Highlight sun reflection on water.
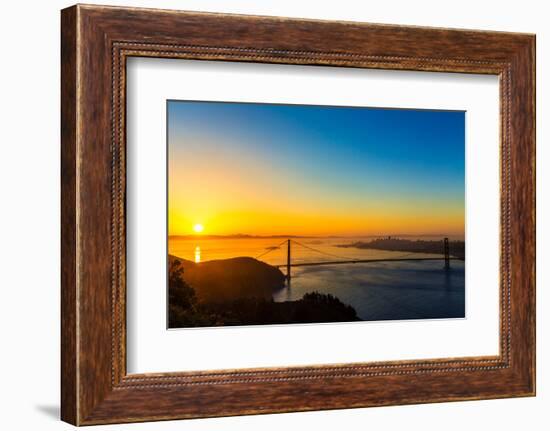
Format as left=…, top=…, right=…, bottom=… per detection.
left=194, top=246, right=201, bottom=263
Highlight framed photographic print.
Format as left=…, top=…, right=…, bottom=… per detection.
left=61, top=4, right=535, bottom=425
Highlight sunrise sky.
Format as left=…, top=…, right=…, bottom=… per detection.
left=167, top=101, right=465, bottom=237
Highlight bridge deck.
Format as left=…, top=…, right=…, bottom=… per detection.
left=275, top=257, right=461, bottom=268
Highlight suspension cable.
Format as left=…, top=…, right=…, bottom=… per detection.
left=254, top=240, right=288, bottom=259
left=290, top=239, right=356, bottom=261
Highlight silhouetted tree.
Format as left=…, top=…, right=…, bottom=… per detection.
left=168, top=260, right=205, bottom=327
left=168, top=260, right=197, bottom=309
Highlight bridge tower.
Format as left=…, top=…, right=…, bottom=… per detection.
left=286, top=239, right=291, bottom=284
left=444, top=237, right=450, bottom=270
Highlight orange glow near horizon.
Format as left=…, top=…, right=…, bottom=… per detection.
left=168, top=149, right=464, bottom=237
left=169, top=208, right=464, bottom=238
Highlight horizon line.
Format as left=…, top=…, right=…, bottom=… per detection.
left=168, top=233, right=464, bottom=239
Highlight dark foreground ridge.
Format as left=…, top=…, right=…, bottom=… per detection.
left=337, top=238, right=465, bottom=260
left=168, top=255, right=359, bottom=328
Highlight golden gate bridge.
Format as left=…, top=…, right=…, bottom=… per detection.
left=255, top=238, right=456, bottom=283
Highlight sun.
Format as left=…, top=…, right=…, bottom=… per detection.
left=193, top=223, right=204, bottom=234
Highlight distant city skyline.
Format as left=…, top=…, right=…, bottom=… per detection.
left=168, top=100, right=465, bottom=238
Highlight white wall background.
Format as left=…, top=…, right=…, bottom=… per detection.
left=0, top=1, right=546, bottom=429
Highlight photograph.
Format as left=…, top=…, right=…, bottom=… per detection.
left=167, top=100, right=466, bottom=328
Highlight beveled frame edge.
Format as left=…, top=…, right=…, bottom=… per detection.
left=61, top=4, right=535, bottom=426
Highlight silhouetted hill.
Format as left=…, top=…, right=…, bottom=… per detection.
left=169, top=255, right=285, bottom=303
